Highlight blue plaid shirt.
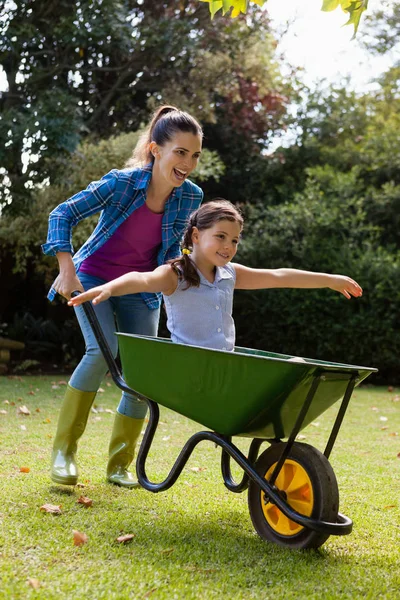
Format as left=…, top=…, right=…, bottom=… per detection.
left=42, top=165, right=203, bottom=308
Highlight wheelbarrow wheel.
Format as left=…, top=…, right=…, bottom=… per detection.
left=248, top=442, right=339, bottom=549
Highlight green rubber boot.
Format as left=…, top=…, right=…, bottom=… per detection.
left=107, top=412, right=144, bottom=489
left=51, top=385, right=96, bottom=485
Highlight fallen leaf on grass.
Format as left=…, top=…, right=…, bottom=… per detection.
left=105, top=408, right=114, bottom=414
left=17, top=405, right=30, bottom=416
left=388, top=386, right=394, bottom=392
left=35, top=408, right=41, bottom=412
left=310, top=422, right=320, bottom=427
left=143, top=588, right=158, bottom=598
left=27, top=578, right=40, bottom=589
left=57, top=380, right=68, bottom=385
left=379, top=416, right=388, bottom=422
left=73, top=530, right=88, bottom=546
left=371, top=406, right=379, bottom=411
left=389, top=432, right=398, bottom=436
left=0, top=410, right=7, bottom=415
left=3, top=400, right=9, bottom=404
left=76, top=483, right=86, bottom=488
left=160, top=548, right=174, bottom=555
left=106, top=382, right=111, bottom=387
left=384, top=505, right=397, bottom=509
left=392, top=395, right=400, bottom=402
left=116, top=533, right=135, bottom=544
left=20, top=467, right=30, bottom=473
left=40, top=504, right=62, bottom=514
left=397, top=452, right=400, bottom=459
left=98, top=387, right=105, bottom=393
left=381, top=426, right=388, bottom=430
left=51, top=385, right=60, bottom=390
left=189, top=467, right=207, bottom=472
left=296, top=435, right=306, bottom=440
left=162, top=436, right=170, bottom=441
left=77, top=496, right=93, bottom=508
left=28, top=391, right=35, bottom=396
left=20, top=425, right=27, bottom=431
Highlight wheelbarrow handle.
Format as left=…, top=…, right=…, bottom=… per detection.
left=70, top=290, right=134, bottom=397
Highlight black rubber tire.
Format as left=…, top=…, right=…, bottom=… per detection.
left=248, top=442, right=339, bottom=549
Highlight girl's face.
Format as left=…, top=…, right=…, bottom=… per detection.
left=150, top=132, right=202, bottom=188
left=192, top=219, right=242, bottom=268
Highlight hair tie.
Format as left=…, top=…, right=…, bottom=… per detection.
left=182, top=248, right=191, bottom=255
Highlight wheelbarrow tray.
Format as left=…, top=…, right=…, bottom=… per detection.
left=117, top=333, right=375, bottom=439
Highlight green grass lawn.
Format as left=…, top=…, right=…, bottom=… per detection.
left=0, top=375, right=399, bottom=599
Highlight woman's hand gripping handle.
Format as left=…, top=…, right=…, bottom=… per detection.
left=53, top=252, right=84, bottom=300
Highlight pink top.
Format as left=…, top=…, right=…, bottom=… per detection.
left=80, top=203, right=163, bottom=281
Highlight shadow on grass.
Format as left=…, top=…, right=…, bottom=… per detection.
left=46, top=482, right=351, bottom=563
left=49, top=485, right=77, bottom=496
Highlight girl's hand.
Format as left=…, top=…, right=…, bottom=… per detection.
left=68, top=286, right=111, bottom=307
left=329, top=275, right=363, bottom=299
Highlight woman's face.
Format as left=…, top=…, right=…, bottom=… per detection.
left=150, top=132, right=202, bottom=188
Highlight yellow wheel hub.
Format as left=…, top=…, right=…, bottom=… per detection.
left=260, top=459, right=314, bottom=536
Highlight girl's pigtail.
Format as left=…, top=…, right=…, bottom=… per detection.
left=169, top=221, right=200, bottom=289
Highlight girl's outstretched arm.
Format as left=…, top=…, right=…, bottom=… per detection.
left=234, top=264, right=362, bottom=299
left=68, top=265, right=178, bottom=307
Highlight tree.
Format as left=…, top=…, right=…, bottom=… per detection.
left=200, top=0, right=369, bottom=35
left=361, top=0, right=400, bottom=54
left=0, top=0, right=288, bottom=215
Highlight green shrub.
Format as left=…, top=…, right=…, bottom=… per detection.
left=234, top=167, right=400, bottom=381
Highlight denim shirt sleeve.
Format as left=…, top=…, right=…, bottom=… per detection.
left=41, top=170, right=118, bottom=256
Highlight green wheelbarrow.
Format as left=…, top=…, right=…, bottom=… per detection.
left=76, top=294, right=377, bottom=550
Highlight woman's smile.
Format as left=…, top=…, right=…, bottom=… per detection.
left=173, top=167, right=188, bottom=182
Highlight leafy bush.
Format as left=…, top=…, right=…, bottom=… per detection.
left=5, top=312, right=84, bottom=369
left=234, top=166, right=400, bottom=381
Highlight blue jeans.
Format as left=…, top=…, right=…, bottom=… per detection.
left=70, top=272, right=160, bottom=419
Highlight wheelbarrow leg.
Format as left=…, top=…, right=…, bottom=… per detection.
left=324, top=374, right=358, bottom=459
left=221, top=437, right=265, bottom=493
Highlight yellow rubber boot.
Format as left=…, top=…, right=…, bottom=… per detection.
left=51, top=385, right=96, bottom=485
left=107, top=412, right=144, bottom=488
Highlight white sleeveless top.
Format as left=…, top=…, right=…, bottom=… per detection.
left=163, top=262, right=236, bottom=351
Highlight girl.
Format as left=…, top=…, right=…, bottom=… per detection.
left=69, top=198, right=362, bottom=356
left=42, top=106, right=203, bottom=488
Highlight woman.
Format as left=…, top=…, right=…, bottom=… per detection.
left=42, top=106, right=203, bottom=488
